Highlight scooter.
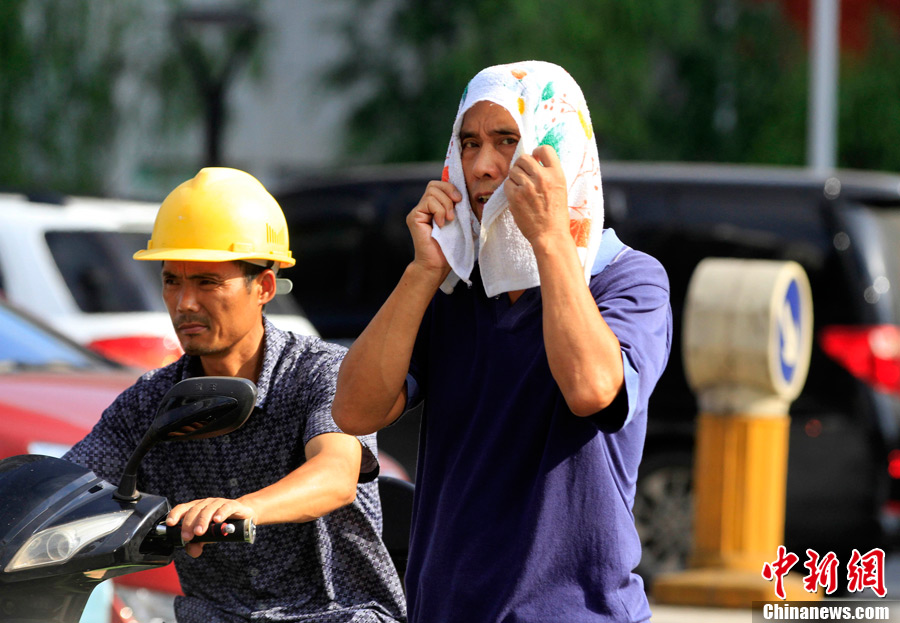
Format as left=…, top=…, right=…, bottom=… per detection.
left=0, top=376, right=258, bottom=623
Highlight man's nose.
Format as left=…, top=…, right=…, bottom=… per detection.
left=472, top=144, right=502, bottom=179
left=176, top=285, right=200, bottom=312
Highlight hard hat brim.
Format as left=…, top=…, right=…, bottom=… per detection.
left=133, top=247, right=296, bottom=269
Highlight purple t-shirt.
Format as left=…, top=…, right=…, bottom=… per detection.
left=405, top=229, right=672, bottom=623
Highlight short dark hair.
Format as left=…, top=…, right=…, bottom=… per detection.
left=239, top=261, right=270, bottom=291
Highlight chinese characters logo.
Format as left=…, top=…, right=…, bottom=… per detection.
left=762, top=546, right=886, bottom=599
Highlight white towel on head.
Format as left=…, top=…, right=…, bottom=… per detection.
left=432, top=60, right=604, bottom=298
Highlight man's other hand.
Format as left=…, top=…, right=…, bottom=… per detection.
left=505, top=145, right=569, bottom=246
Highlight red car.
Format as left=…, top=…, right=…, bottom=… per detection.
left=0, top=300, right=181, bottom=621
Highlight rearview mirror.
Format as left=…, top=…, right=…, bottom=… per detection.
left=148, top=376, right=257, bottom=441
left=114, top=377, right=257, bottom=501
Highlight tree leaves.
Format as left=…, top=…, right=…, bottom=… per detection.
left=326, top=0, right=900, bottom=173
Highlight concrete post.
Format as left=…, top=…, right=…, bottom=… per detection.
left=653, top=258, right=816, bottom=607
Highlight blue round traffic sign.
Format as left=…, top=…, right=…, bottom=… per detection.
left=778, top=279, right=803, bottom=386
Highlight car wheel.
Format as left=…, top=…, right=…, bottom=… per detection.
left=633, top=451, right=694, bottom=584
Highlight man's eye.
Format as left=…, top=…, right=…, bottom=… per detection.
left=462, top=140, right=478, bottom=150
left=501, top=137, right=519, bottom=145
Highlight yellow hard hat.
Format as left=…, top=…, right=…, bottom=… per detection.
left=133, top=167, right=295, bottom=268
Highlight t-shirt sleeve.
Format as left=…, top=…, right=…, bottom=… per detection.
left=590, top=250, right=673, bottom=433
left=301, top=345, right=380, bottom=483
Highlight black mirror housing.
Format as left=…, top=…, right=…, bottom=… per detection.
left=150, top=376, right=257, bottom=441
left=114, top=377, right=257, bottom=501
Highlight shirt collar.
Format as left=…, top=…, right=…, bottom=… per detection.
left=179, top=316, right=285, bottom=410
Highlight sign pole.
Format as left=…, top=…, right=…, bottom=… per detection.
left=653, top=259, right=816, bottom=607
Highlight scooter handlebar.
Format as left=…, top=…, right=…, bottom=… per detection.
left=155, top=518, right=256, bottom=546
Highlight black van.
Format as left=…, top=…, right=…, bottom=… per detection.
left=275, top=161, right=900, bottom=581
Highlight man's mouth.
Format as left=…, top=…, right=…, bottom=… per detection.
left=175, top=317, right=209, bottom=336
left=475, top=192, right=493, bottom=205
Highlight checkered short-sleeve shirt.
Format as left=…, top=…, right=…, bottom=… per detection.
left=65, top=319, right=407, bottom=622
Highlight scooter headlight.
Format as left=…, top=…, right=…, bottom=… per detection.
left=5, top=510, right=133, bottom=572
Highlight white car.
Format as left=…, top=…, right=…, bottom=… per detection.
left=0, top=193, right=319, bottom=369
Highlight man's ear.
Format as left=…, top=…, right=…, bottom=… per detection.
left=257, top=269, right=277, bottom=305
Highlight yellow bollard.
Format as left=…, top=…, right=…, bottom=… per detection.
left=652, top=259, right=817, bottom=607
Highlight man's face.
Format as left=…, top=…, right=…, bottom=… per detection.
left=161, top=260, right=269, bottom=358
left=459, top=100, right=521, bottom=221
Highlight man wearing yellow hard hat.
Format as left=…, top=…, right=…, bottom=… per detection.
left=65, top=168, right=407, bottom=622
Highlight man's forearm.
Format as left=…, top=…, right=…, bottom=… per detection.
left=333, top=262, right=443, bottom=435
left=238, top=434, right=362, bottom=524
left=169, top=433, right=364, bottom=552
left=533, top=233, right=624, bottom=416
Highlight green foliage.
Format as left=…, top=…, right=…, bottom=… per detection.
left=0, top=0, right=200, bottom=195
left=839, top=8, right=900, bottom=171
left=2, top=1, right=124, bottom=193
left=328, top=0, right=897, bottom=172
left=0, top=0, right=31, bottom=187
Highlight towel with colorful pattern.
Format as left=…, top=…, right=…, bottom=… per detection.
left=433, top=60, right=603, bottom=297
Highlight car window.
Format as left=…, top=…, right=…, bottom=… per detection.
left=610, top=182, right=827, bottom=246
left=853, top=204, right=900, bottom=322
left=673, top=186, right=826, bottom=246
left=278, top=183, right=418, bottom=338
left=0, top=304, right=107, bottom=369
left=45, top=231, right=166, bottom=313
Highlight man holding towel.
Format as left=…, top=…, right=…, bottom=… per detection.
left=333, top=61, right=672, bottom=622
